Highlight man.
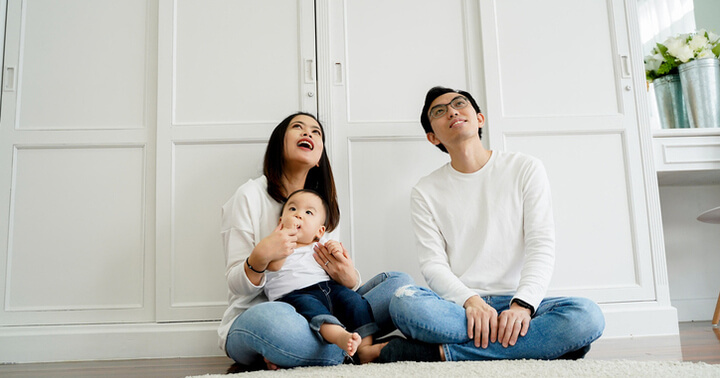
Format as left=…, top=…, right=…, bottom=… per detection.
left=378, top=86, right=604, bottom=362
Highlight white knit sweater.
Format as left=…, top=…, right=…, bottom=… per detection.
left=410, top=150, right=555, bottom=311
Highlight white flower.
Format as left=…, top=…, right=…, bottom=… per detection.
left=696, top=49, right=715, bottom=59
left=707, top=31, right=720, bottom=44
left=688, top=34, right=709, bottom=51
left=663, top=35, right=684, bottom=52
left=670, top=45, right=694, bottom=62
left=664, top=36, right=694, bottom=62
left=645, top=53, right=664, bottom=72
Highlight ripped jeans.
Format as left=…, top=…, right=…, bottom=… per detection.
left=389, top=286, right=605, bottom=361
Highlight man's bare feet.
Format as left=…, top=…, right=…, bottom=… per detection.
left=357, top=341, right=388, bottom=364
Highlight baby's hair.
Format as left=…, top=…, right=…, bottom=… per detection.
left=282, top=189, right=330, bottom=229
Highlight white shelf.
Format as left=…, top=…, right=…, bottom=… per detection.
left=653, top=128, right=720, bottom=138
left=652, top=129, right=720, bottom=186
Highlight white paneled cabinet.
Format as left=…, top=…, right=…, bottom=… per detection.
left=0, top=0, right=678, bottom=363
left=0, top=0, right=157, bottom=327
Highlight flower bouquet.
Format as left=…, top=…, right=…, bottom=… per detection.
left=645, top=29, right=720, bottom=82
left=644, top=30, right=720, bottom=129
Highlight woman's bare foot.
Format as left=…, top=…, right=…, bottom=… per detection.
left=263, top=357, right=279, bottom=370
left=357, top=341, right=388, bottom=364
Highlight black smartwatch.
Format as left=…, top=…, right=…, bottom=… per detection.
left=511, top=298, right=535, bottom=316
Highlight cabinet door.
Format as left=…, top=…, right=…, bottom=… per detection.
left=482, top=0, right=663, bottom=303
left=318, top=0, right=484, bottom=284
left=0, top=0, right=157, bottom=325
left=155, top=0, right=317, bottom=321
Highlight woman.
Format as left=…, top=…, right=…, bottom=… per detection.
left=219, top=112, right=413, bottom=369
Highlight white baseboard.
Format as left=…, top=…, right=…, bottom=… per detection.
left=599, top=302, right=679, bottom=338
left=0, top=322, right=225, bottom=364
left=0, top=303, right=679, bottom=363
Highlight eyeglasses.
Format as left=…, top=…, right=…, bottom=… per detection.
left=428, top=96, right=469, bottom=120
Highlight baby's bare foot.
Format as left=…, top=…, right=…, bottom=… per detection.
left=342, top=332, right=362, bottom=356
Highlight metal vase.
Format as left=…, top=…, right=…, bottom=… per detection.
left=653, top=74, right=689, bottom=129
left=679, top=58, right=720, bottom=128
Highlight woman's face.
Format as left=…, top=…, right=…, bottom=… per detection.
left=283, top=114, right=324, bottom=168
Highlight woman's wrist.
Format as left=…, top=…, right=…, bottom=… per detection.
left=246, top=257, right=266, bottom=273
left=246, top=253, right=269, bottom=274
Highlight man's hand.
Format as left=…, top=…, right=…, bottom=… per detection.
left=463, top=295, right=498, bottom=348
left=497, top=303, right=531, bottom=347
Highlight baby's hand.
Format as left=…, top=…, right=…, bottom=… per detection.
left=324, top=240, right=343, bottom=257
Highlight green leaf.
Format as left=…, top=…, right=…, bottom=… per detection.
left=713, top=43, right=720, bottom=58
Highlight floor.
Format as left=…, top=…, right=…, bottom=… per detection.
left=0, top=322, right=718, bottom=378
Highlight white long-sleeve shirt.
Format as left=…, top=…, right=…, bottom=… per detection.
left=410, top=150, right=555, bottom=312
left=218, top=176, right=280, bottom=351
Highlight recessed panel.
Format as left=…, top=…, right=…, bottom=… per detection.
left=7, top=146, right=145, bottom=310
left=348, top=138, right=449, bottom=285
left=18, top=0, right=148, bottom=129
left=495, top=0, right=618, bottom=117
left=505, top=133, right=637, bottom=290
left=171, top=142, right=266, bottom=306
left=174, top=0, right=307, bottom=125
left=345, top=0, right=472, bottom=123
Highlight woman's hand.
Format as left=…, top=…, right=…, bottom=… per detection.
left=497, top=303, right=531, bottom=348
left=463, top=295, right=498, bottom=348
left=314, top=240, right=358, bottom=289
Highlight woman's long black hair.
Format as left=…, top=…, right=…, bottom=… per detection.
left=263, top=112, right=339, bottom=232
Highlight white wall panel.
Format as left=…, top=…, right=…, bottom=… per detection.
left=173, top=0, right=316, bottom=125
left=494, top=0, right=618, bottom=117
left=505, top=133, right=651, bottom=299
left=6, top=146, right=145, bottom=318
left=156, top=0, right=315, bottom=320
left=348, top=138, right=449, bottom=285
left=169, top=142, right=265, bottom=312
left=16, top=0, right=148, bottom=130
left=343, top=0, right=483, bottom=124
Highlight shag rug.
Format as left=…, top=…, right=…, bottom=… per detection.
left=187, top=359, right=720, bottom=378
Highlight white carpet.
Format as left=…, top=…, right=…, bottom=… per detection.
left=188, top=359, right=720, bottom=377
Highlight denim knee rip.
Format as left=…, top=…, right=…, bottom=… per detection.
left=394, top=284, right=418, bottom=297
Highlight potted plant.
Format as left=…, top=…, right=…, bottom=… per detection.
left=645, top=30, right=720, bottom=129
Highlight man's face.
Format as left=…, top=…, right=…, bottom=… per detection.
left=280, top=191, right=326, bottom=244
left=426, top=92, right=484, bottom=150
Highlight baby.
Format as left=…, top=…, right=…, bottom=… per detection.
left=264, top=189, right=382, bottom=363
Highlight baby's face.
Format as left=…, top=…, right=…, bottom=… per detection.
left=280, top=191, right=326, bottom=244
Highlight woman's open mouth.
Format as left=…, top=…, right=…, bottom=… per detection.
left=297, top=138, right=314, bottom=150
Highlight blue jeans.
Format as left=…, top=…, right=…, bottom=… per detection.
left=279, top=280, right=379, bottom=339
left=225, top=271, right=414, bottom=368
left=390, top=286, right=605, bottom=361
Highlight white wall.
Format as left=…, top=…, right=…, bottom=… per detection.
left=660, top=184, right=720, bottom=321
left=694, top=0, right=720, bottom=33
